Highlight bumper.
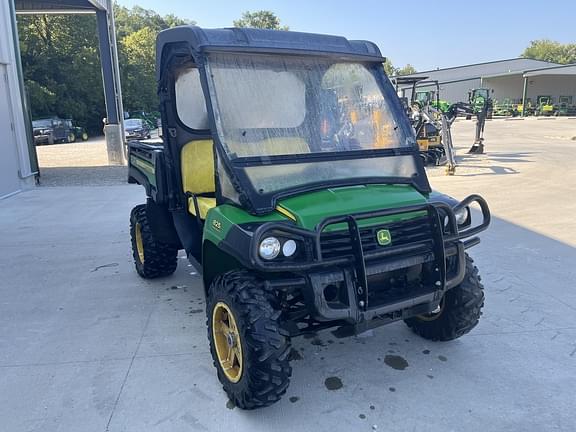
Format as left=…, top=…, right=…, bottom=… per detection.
left=252, top=195, right=490, bottom=329
left=34, top=135, right=50, bottom=145
left=125, top=131, right=148, bottom=139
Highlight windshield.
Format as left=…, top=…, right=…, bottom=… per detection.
left=205, top=53, right=417, bottom=197
left=33, top=119, right=52, bottom=128
left=125, top=119, right=143, bottom=128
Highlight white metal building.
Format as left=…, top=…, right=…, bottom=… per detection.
left=0, top=0, right=35, bottom=199
left=398, top=58, right=575, bottom=105
left=484, top=64, right=576, bottom=109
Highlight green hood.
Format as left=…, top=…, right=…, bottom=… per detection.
left=277, top=184, right=427, bottom=231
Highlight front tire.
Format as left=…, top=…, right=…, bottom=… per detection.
left=207, top=271, right=292, bottom=409
left=404, top=254, right=484, bottom=341
left=130, top=204, right=178, bottom=278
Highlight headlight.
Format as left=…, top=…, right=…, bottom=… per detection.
left=454, top=207, right=469, bottom=225
left=282, top=239, right=297, bottom=257
left=259, top=237, right=281, bottom=260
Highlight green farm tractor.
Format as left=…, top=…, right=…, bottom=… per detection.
left=128, top=26, right=491, bottom=409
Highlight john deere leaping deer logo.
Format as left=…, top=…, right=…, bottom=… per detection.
left=376, top=229, right=392, bottom=246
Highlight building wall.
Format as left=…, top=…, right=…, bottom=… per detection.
left=483, top=75, right=525, bottom=102
left=484, top=75, right=576, bottom=105
left=0, top=0, right=34, bottom=199
left=525, top=76, right=576, bottom=105
left=399, top=58, right=561, bottom=105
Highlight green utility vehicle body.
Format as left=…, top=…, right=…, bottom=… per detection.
left=127, top=26, right=490, bottom=409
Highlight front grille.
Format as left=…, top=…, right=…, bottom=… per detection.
left=320, top=216, right=433, bottom=259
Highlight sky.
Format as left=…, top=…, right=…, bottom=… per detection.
left=116, top=0, right=576, bottom=71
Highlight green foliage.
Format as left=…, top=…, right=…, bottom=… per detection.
left=383, top=59, right=395, bottom=76
left=17, top=5, right=191, bottom=134
left=396, top=64, right=417, bottom=76
left=383, top=58, right=417, bottom=77
left=233, top=10, right=289, bottom=30
left=522, top=39, right=576, bottom=64
left=18, top=14, right=105, bottom=133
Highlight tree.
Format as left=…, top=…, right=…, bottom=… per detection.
left=382, top=59, right=417, bottom=77
left=17, top=6, right=193, bottom=134
left=114, top=5, right=192, bottom=113
left=383, top=58, right=395, bottom=76
left=233, top=11, right=289, bottom=30
left=120, top=27, right=157, bottom=112
left=522, top=39, right=576, bottom=65
left=18, top=14, right=105, bottom=133
left=396, top=64, right=417, bottom=76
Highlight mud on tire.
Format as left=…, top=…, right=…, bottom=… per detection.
left=404, top=254, right=484, bottom=341
left=206, top=270, right=292, bottom=409
left=130, top=204, right=178, bottom=279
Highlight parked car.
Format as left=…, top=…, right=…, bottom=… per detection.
left=124, top=118, right=151, bottom=140
left=32, top=118, right=88, bottom=145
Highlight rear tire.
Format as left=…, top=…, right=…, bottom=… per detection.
left=404, top=254, right=484, bottom=341
left=130, top=204, right=178, bottom=278
left=206, top=270, right=292, bottom=409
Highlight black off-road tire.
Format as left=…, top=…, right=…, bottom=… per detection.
left=404, top=254, right=484, bottom=341
left=206, top=270, right=292, bottom=409
left=130, top=204, right=178, bottom=278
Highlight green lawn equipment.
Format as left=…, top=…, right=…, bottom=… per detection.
left=127, top=26, right=490, bottom=409
left=536, top=96, right=557, bottom=116
left=557, top=96, right=576, bottom=116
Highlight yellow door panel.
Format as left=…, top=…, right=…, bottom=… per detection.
left=188, top=197, right=217, bottom=219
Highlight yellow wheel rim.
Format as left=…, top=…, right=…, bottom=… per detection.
left=212, top=302, right=243, bottom=383
left=135, top=222, right=145, bottom=263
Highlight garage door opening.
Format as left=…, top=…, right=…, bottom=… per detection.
left=14, top=0, right=127, bottom=186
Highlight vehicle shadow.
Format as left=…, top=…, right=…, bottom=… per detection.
left=435, top=150, right=539, bottom=177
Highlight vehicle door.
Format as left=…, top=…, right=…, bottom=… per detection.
left=52, top=119, right=66, bottom=140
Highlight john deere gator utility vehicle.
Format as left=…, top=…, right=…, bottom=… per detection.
left=128, top=26, right=491, bottom=409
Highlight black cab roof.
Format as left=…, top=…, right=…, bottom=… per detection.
left=156, top=26, right=385, bottom=80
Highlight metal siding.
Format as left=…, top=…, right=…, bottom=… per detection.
left=0, top=64, right=22, bottom=198
left=525, top=76, right=576, bottom=104
left=483, top=75, right=525, bottom=101
left=524, top=65, right=576, bottom=77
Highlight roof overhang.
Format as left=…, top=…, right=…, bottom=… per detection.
left=15, top=0, right=107, bottom=14
left=523, top=64, right=576, bottom=78
left=392, top=76, right=429, bottom=85
left=480, top=71, right=523, bottom=80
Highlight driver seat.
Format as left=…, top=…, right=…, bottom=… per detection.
left=181, top=140, right=217, bottom=219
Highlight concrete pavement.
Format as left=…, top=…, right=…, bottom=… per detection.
left=1, top=119, right=575, bottom=432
